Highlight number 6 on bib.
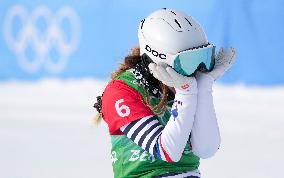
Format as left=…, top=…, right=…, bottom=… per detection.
left=115, top=99, right=130, bottom=117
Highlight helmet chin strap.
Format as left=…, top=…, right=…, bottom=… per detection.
left=141, top=53, right=153, bottom=71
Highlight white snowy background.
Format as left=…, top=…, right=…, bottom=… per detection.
left=0, top=79, right=283, bottom=178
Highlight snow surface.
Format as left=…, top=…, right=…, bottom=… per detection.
left=0, top=79, right=284, bottom=178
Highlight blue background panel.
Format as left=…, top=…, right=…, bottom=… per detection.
left=0, top=0, right=284, bottom=85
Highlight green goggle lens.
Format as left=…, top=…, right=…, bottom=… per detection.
left=173, top=45, right=215, bottom=76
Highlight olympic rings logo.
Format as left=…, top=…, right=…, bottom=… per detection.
left=3, top=5, right=81, bottom=73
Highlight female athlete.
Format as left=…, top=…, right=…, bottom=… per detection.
left=94, top=8, right=236, bottom=178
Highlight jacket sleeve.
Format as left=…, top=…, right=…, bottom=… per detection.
left=190, top=72, right=221, bottom=159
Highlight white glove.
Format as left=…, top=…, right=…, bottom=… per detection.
left=207, top=47, right=237, bottom=80
left=148, top=63, right=197, bottom=95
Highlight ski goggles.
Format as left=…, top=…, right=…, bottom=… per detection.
left=172, top=44, right=216, bottom=76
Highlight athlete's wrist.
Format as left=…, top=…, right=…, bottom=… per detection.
left=196, top=72, right=214, bottom=92
left=175, top=78, right=198, bottom=95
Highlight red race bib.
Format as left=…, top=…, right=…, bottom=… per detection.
left=102, top=80, right=154, bottom=135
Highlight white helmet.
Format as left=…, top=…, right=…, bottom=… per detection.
left=138, top=8, right=209, bottom=68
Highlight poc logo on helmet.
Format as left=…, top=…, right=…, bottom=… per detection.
left=145, top=45, right=166, bottom=59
